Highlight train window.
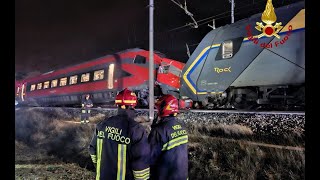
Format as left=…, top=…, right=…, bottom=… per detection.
left=60, top=77, right=67, bottom=86
left=81, top=73, right=90, bottom=82
left=115, top=69, right=131, bottom=78
left=30, top=85, right=36, bottom=91
left=108, top=64, right=115, bottom=89
left=69, top=75, right=78, bottom=85
left=168, top=65, right=182, bottom=77
left=158, top=65, right=170, bottom=74
left=43, top=81, right=50, bottom=89
left=94, top=70, right=104, bottom=81
left=215, top=37, right=243, bottom=61
left=37, top=83, right=42, bottom=90
left=222, top=40, right=233, bottom=59
left=133, top=55, right=146, bottom=64
left=51, top=79, right=58, bottom=88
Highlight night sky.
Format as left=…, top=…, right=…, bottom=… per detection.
left=15, top=0, right=303, bottom=77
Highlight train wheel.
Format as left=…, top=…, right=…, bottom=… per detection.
left=193, top=102, right=200, bottom=109
left=231, top=89, right=257, bottom=110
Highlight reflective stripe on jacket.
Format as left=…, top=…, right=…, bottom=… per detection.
left=148, top=116, right=188, bottom=180
left=88, top=109, right=150, bottom=180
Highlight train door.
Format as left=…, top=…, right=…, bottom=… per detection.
left=15, top=84, right=20, bottom=104
left=107, top=63, right=115, bottom=89
left=16, top=83, right=26, bottom=102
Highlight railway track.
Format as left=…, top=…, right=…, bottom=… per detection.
left=15, top=106, right=305, bottom=115
left=16, top=106, right=305, bottom=150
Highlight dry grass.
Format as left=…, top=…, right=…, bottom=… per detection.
left=188, top=123, right=253, bottom=137
left=15, top=108, right=305, bottom=180
left=15, top=140, right=95, bottom=180
left=188, top=136, right=304, bottom=180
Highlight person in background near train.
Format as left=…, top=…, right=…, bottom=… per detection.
left=81, top=94, right=93, bottom=124
left=148, top=94, right=189, bottom=180
left=88, top=88, right=150, bottom=180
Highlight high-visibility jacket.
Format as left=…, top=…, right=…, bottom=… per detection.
left=88, top=108, right=150, bottom=180
left=148, top=116, right=188, bottom=180
left=82, top=99, right=93, bottom=113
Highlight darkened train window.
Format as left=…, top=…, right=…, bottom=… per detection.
left=60, top=77, right=67, bottom=86
left=133, top=55, right=146, bottom=64
left=43, top=81, right=50, bottom=89
left=69, top=75, right=78, bottom=85
left=37, top=83, right=42, bottom=90
left=158, top=65, right=170, bottom=74
left=51, top=79, right=58, bottom=88
left=30, top=84, right=36, bottom=91
left=215, top=37, right=243, bottom=60
left=94, top=69, right=104, bottom=81
left=115, top=68, right=131, bottom=78
left=81, top=73, right=90, bottom=82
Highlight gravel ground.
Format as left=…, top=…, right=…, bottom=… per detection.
left=30, top=107, right=304, bottom=136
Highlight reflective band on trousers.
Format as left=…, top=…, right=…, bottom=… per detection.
left=133, top=167, right=150, bottom=180
left=82, top=110, right=91, bottom=113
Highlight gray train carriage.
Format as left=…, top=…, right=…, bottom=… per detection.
left=180, top=1, right=305, bottom=110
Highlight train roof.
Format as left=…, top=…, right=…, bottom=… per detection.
left=19, top=48, right=153, bottom=83
left=40, top=47, right=144, bottom=75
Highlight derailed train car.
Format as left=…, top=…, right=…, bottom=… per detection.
left=15, top=48, right=186, bottom=107
left=180, top=1, right=305, bottom=110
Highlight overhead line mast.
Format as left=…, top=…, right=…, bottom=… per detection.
left=149, top=0, right=154, bottom=122
left=229, top=0, right=235, bottom=23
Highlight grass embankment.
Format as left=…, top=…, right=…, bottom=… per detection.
left=15, top=108, right=304, bottom=179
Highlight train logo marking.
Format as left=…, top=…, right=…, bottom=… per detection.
left=214, top=67, right=231, bottom=73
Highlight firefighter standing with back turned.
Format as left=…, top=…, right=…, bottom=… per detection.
left=81, top=94, right=93, bottom=124
left=148, top=94, right=189, bottom=180
left=88, top=88, right=150, bottom=180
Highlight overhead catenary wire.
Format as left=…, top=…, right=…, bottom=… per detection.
left=171, top=0, right=269, bottom=55
left=170, top=0, right=199, bottom=28
left=167, top=0, right=268, bottom=32
left=137, top=0, right=269, bottom=58
left=178, top=6, right=265, bottom=34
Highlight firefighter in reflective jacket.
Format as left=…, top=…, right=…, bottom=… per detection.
left=148, top=94, right=188, bottom=180
left=88, top=88, right=150, bottom=180
left=81, top=94, right=93, bottom=124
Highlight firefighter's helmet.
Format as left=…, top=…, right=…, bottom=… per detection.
left=155, top=94, right=179, bottom=117
left=115, top=88, right=137, bottom=108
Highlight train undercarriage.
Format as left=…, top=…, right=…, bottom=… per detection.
left=196, top=85, right=305, bottom=110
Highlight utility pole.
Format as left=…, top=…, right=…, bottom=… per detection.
left=149, top=0, right=154, bottom=122
left=229, top=0, right=235, bottom=23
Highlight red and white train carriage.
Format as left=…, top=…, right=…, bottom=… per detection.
left=15, top=48, right=189, bottom=108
